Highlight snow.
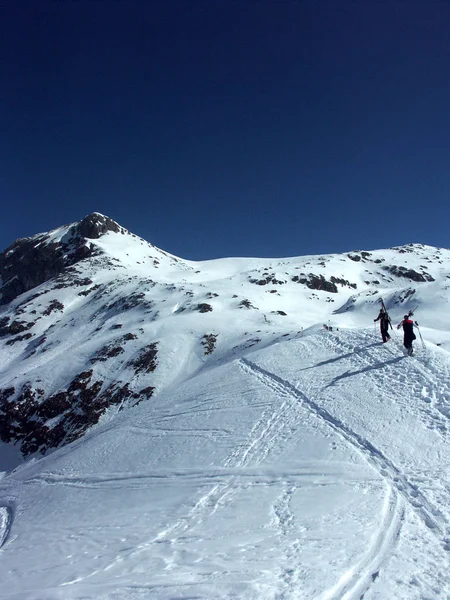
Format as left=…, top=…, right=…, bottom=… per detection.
left=1, top=223, right=450, bottom=599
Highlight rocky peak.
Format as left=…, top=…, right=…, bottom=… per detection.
left=0, top=213, right=125, bottom=305
left=74, top=213, right=124, bottom=239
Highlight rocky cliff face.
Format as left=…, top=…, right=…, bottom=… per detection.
left=0, top=213, right=125, bottom=305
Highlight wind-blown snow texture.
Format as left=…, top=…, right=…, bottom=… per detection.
left=1, top=213, right=450, bottom=599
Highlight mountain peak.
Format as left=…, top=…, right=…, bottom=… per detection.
left=74, top=213, right=124, bottom=239
left=0, top=213, right=126, bottom=305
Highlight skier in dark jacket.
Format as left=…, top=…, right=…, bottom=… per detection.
left=374, top=309, right=391, bottom=343
left=397, top=315, right=417, bottom=356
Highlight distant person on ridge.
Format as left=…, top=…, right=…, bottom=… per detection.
left=397, top=314, right=417, bottom=356
left=374, top=308, right=391, bottom=343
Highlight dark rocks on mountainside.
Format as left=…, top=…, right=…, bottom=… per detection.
left=291, top=273, right=357, bottom=293
left=197, top=303, right=213, bottom=313
left=396, top=288, right=416, bottom=303
left=122, top=332, right=138, bottom=341
left=74, top=213, right=123, bottom=239
left=292, top=274, right=337, bottom=293
left=43, top=299, right=65, bottom=316
left=0, top=213, right=122, bottom=305
left=239, top=299, right=257, bottom=309
left=330, top=276, right=357, bottom=290
left=37, top=392, right=72, bottom=420
left=78, top=284, right=101, bottom=297
left=383, top=265, right=435, bottom=282
left=0, top=364, right=155, bottom=456
left=347, top=251, right=371, bottom=262
left=201, top=333, right=218, bottom=355
left=0, top=237, right=67, bottom=305
left=132, top=386, right=155, bottom=407
left=138, top=386, right=155, bottom=399
left=90, top=333, right=138, bottom=363
left=248, top=273, right=286, bottom=286
left=271, top=311, right=287, bottom=316
left=91, top=344, right=125, bottom=363
left=127, top=343, right=159, bottom=374
left=0, top=317, right=35, bottom=337
left=5, top=332, right=33, bottom=345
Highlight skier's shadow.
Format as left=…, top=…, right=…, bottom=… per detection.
left=299, top=342, right=381, bottom=371
left=325, top=355, right=407, bottom=388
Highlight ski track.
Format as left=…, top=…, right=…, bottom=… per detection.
left=60, top=369, right=307, bottom=588
left=0, top=504, right=14, bottom=551
left=4, top=329, right=450, bottom=597
left=271, top=482, right=305, bottom=600
left=239, top=355, right=450, bottom=599
left=324, top=331, right=450, bottom=438
left=321, top=487, right=404, bottom=600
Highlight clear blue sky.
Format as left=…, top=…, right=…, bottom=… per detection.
left=1, top=1, right=449, bottom=260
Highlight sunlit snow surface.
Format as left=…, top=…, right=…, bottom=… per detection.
left=1, top=225, right=450, bottom=599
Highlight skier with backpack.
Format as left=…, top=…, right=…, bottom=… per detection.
left=374, top=308, right=391, bottom=343
left=397, top=314, right=418, bottom=356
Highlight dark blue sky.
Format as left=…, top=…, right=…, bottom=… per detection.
left=1, top=1, right=450, bottom=259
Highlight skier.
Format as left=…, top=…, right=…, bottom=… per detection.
left=397, top=314, right=417, bottom=356
left=374, top=308, right=391, bottom=343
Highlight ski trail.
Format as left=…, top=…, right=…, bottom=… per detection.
left=271, top=482, right=305, bottom=600
left=0, top=505, right=13, bottom=550
left=322, top=331, right=450, bottom=442
left=239, top=357, right=450, bottom=595
left=240, top=357, right=447, bottom=536
left=321, top=487, right=404, bottom=600
left=70, top=373, right=304, bottom=585
left=150, top=388, right=300, bottom=544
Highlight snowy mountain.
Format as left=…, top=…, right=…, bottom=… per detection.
left=1, top=213, right=450, bottom=599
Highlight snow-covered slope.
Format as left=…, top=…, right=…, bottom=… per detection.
left=1, top=214, right=450, bottom=599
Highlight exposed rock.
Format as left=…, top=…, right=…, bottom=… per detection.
left=238, top=299, right=257, bottom=309
left=383, top=265, right=435, bottom=282
left=197, top=303, right=213, bottom=313
left=43, top=299, right=65, bottom=316
left=0, top=318, right=35, bottom=336
left=249, top=273, right=286, bottom=286
left=0, top=214, right=115, bottom=304
left=201, top=333, right=218, bottom=355
left=74, top=213, right=123, bottom=239
left=0, top=366, right=155, bottom=456
left=127, top=343, right=159, bottom=374
left=330, top=276, right=357, bottom=290
left=90, top=344, right=125, bottom=363
left=5, top=332, right=33, bottom=345
left=292, top=274, right=339, bottom=293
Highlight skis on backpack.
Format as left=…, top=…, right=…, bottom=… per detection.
left=377, top=297, right=393, bottom=330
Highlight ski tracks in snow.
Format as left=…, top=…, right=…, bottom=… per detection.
left=325, top=332, right=450, bottom=442
left=79, top=369, right=308, bottom=586
left=238, top=355, right=450, bottom=599
left=0, top=502, right=14, bottom=551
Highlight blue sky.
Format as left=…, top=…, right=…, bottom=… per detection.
left=1, top=1, right=449, bottom=260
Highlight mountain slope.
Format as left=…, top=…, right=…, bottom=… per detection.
left=1, top=328, right=450, bottom=599
left=1, top=215, right=450, bottom=599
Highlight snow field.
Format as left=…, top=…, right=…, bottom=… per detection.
left=1, top=327, right=450, bottom=599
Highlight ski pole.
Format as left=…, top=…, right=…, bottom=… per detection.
left=415, top=323, right=425, bottom=350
